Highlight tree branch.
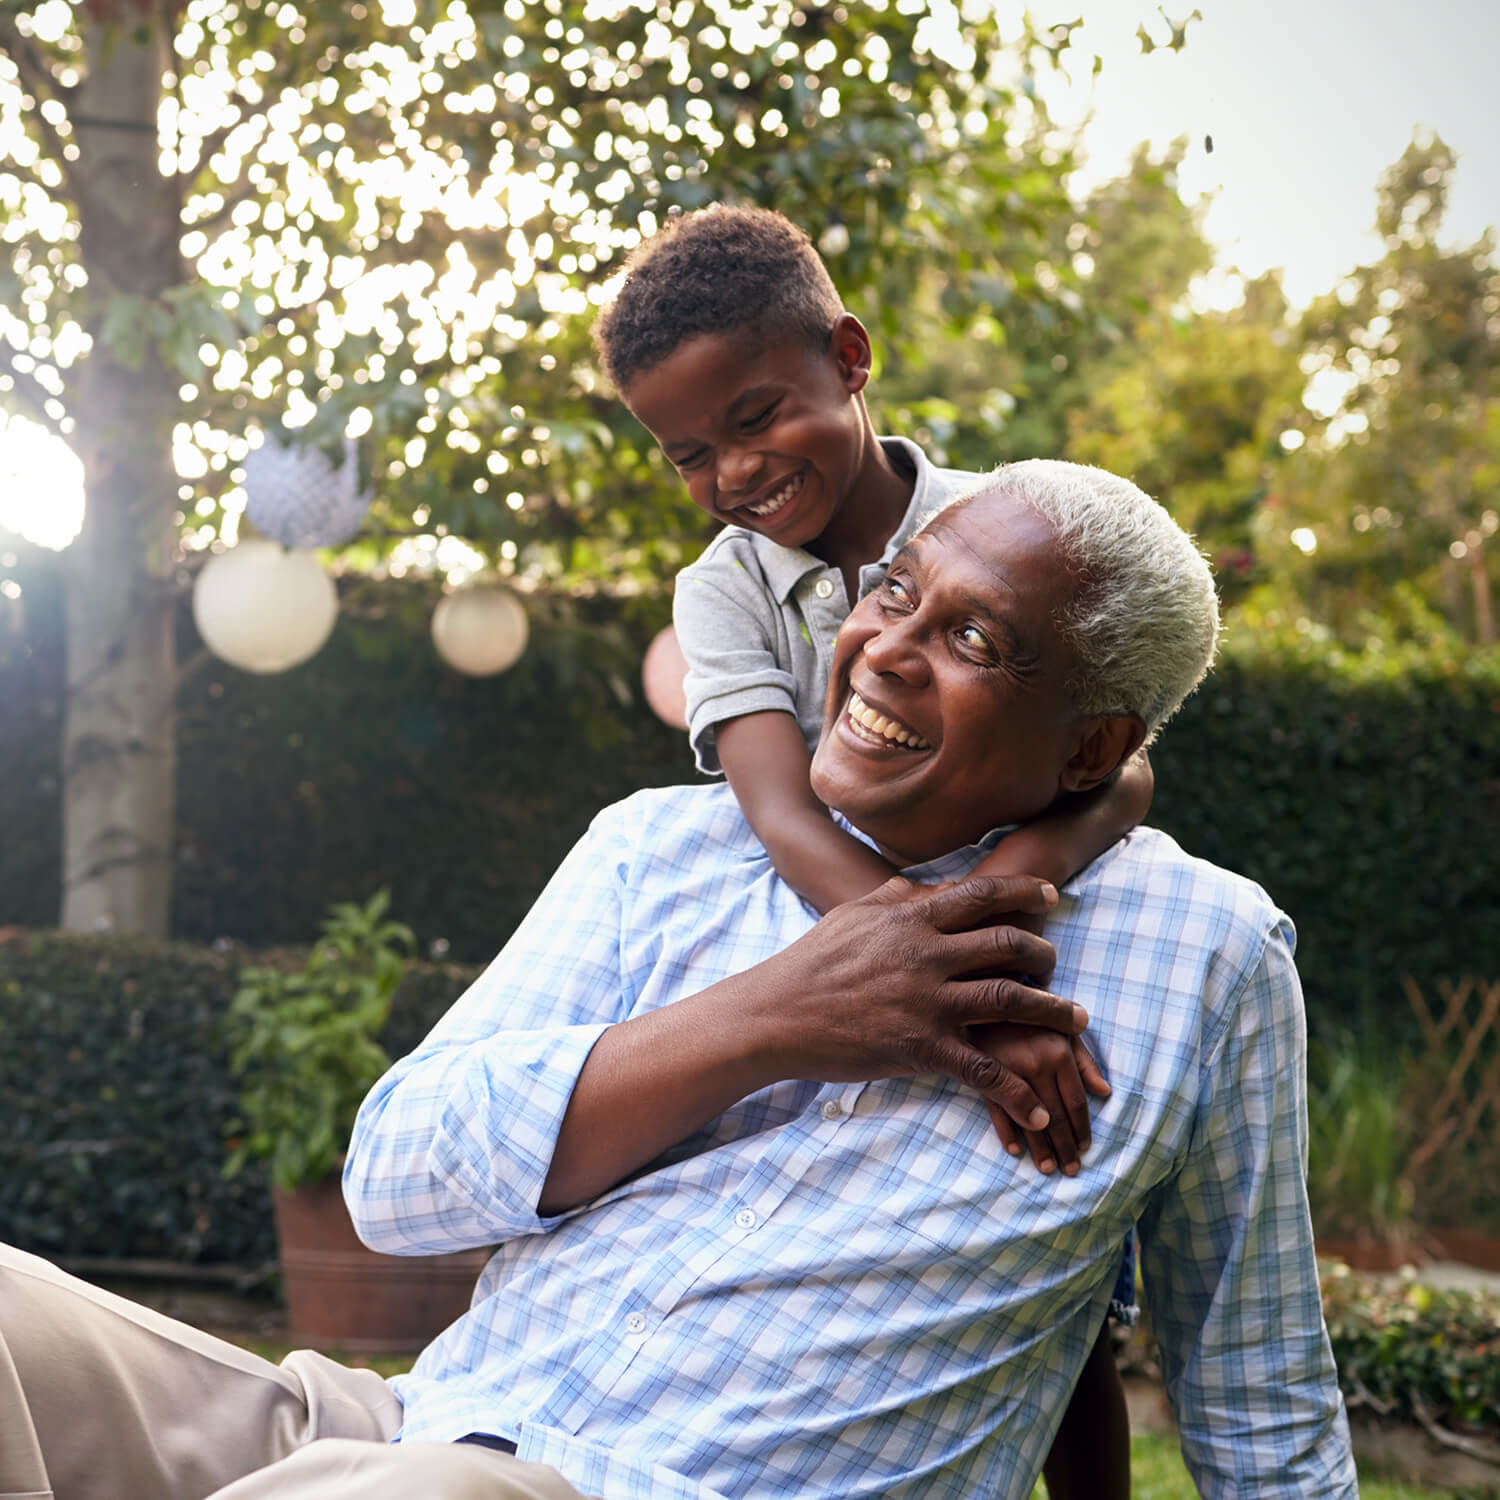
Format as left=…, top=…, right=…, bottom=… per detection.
left=0, top=156, right=61, bottom=198
left=0, top=12, right=78, bottom=107
left=0, top=343, right=66, bottom=436
left=181, top=111, right=258, bottom=183
left=183, top=178, right=259, bottom=235
left=7, top=74, right=85, bottom=205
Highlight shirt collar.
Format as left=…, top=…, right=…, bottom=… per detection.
left=741, top=437, right=931, bottom=605
left=834, top=813, right=1012, bottom=883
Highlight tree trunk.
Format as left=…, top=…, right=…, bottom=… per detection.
left=60, top=11, right=183, bottom=934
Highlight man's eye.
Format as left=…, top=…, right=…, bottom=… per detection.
left=956, top=624, right=996, bottom=658
left=883, top=576, right=914, bottom=606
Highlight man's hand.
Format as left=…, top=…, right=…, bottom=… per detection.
left=752, top=874, right=1088, bottom=1134
left=972, top=1026, right=1110, bottom=1175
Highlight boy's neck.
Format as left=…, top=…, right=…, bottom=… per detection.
left=806, top=433, right=915, bottom=598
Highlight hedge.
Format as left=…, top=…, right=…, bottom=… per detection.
left=0, top=929, right=480, bottom=1265
left=2, top=545, right=1498, bottom=1042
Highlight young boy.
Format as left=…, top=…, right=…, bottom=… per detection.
left=593, top=204, right=1141, bottom=1499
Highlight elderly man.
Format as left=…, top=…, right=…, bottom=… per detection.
left=0, top=461, right=1356, bottom=1500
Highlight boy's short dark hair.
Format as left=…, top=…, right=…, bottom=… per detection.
left=592, top=205, right=843, bottom=393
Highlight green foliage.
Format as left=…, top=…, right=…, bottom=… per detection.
left=0, top=931, right=269, bottom=1263
left=1148, top=628, right=1500, bottom=1062
left=1323, top=1265, right=1500, bottom=1436
left=0, top=928, right=479, bottom=1265
left=1306, top=1027, right=1417, bottom=1245
left=225, top=892, right=414, bottom=1192
left=0, top=0, right=1094, bottom=585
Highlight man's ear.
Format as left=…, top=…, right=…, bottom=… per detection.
left=829, top=312, right=873, bottom=395
left=1060, top=715, right=1148, bottom=794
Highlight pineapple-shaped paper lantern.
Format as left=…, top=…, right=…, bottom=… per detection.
left=243, top=434, right=373, bottom=550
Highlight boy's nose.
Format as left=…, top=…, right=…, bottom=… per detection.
left=715, top=445, right=762, bottom=495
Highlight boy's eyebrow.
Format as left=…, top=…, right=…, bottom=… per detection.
left=659, top=383, right=783, bottom=458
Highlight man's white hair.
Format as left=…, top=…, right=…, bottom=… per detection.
left=966, top=459, right=1220, bottom=743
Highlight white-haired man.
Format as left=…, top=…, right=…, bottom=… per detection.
left=0, top=461, right=1356, bottom=1499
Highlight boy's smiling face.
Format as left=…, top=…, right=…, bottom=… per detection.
left=621, top=317, right=875, bottom=550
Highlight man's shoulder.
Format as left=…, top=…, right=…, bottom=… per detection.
left=589, top=781, right=765, bottom=866
left=1078, top=826, right=1293, bottom=961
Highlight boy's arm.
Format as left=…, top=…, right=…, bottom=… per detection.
left=975, top=750, right=1153, bottom=890
left=717, top=711, right=897, bottom=914
left=961, top=753, right=1151, bottom=1171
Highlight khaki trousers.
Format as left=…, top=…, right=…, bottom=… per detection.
left=0, top=1244, right=589, bottom=1500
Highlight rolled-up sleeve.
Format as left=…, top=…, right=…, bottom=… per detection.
left=674, top=550, right=797, bottom=775
left=343, top=813, right=634, bottom=1254
left=1137, top=919, right=1357, bottom=1497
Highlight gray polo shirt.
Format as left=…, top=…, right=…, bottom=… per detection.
left=674, top=438, right=984, bottom=774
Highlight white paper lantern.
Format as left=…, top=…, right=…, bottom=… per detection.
left=431, top=585, right=529, bottom=677
left=243, top=434, right=373, bottom=550
left=642, top=624, right=689, bottom=730
left=192, top=539, right=339, bottom=674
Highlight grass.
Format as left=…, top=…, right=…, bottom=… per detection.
left=1032, top=1431, right=1470, bottom=1498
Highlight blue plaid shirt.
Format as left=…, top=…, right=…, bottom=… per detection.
left=345, top=783, right=1354, bottom=1499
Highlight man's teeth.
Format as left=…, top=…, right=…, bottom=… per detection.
left=847, top=692, right=930, bottom=750
left=744, top=472, right=801, bottom=518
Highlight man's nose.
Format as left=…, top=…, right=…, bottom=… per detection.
left=861, top=614, right=931, bottom=683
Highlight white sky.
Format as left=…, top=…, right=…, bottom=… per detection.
left=1046, top=0, right=1500, bottom=306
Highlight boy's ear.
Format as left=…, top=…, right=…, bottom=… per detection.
left=1060, top=715, right=1147, bottom=795
left=829, top=313, right=873, bottom=395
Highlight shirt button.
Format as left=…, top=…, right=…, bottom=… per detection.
left=814, top=578, right=835, bottom=599
left=734, top=1208, right=757, bottom=1229
left=624, top=1312, right=646, bottom=1334
left=820, top=1100, right=843, bottom=1120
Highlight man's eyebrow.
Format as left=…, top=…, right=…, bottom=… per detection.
left=895, top=536, right=1039, bottom=667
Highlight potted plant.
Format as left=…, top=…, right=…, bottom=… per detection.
left=225, top=890, right=489, bottom=1350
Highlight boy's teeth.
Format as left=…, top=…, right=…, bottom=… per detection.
left=744, top=473, right=800, bottom=517
left=848, top=692, right=929, bottom=750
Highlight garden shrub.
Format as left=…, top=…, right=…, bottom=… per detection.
left=1321, top=1263, right=1500, bottom=1436
left=0, top=930, right=480, bottom=1265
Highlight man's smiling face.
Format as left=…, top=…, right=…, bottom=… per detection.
left=810, top=491, right=1104, bottom=867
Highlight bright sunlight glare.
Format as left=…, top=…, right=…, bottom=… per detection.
left=0, top=414, right=86, bottom=550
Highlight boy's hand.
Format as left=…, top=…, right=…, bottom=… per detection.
left=969, top=1023, right=1110, bottom=1175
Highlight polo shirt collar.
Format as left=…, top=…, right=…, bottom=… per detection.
left=741, top=437, right=932, bottom=605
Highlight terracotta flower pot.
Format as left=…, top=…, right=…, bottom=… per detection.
left=272, top=1173, right=491, bottom=1352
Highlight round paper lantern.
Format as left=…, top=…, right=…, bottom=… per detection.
left=243, top=434, right=373, bottom=550
left=642, top=624, right=689, bottom=730
left=431, top=585, right=529, bottom=677
left=192, top=539, right=338, bottom=674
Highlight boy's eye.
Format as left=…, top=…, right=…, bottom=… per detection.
left=741, top=402, right=778, bottom=432
left=672, top=448, right=708, bottom=471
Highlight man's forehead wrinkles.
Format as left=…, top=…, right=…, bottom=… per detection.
left=905, top=529, right=1022, bottom=613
